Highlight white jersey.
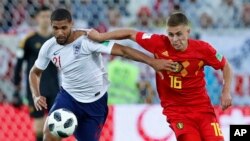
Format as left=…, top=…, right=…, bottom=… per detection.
left=35, top=35, right=114, bottom=103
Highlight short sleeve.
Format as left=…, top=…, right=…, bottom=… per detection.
left=203, top=42, right=226, bottom=70
left=136, top=32, right=162, bottom=53
left=34, top=42, right=50, bottom=70
left=83, top=39, right=114, bottom=54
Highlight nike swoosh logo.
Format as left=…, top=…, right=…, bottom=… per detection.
left=53, top=50, right=60, bottom=55
left=53, top=48, right=63, bottom=55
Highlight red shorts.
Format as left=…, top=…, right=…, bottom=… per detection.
left=167, top=111, right=224, bottom=141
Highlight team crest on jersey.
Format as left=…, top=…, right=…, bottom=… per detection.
left=176, top=122, right=184, bottom=129
left=73, top=42, right=81, bottom=57
left=35, top=42, right=41, bottom=49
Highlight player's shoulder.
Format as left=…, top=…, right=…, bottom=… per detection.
left=139, top=32, right=168, bottom=44
left=189, top=38, right=210, bottom=46
left=189, top=39, right=212, bottom=48
left=41, top=37, right=57, bottom=50
left=19, top=32, right=37, bottom=48
left=73, top=28, right=87, bottom=37
left=140, top=32, right=166, bottom=39
left=189, top=39, right=215, bottom=54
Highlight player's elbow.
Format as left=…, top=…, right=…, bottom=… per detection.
left=29, top=65, right=42, bottom=78
left=128, top=30, right=137, bottom=41
left=120, top=47, right=131, bottom=58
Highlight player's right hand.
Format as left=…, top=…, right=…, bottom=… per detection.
left=33, top=95, right=47, bottom=111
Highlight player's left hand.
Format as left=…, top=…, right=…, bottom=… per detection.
left=87, top=28, right=103, bottom=42
left=221, top=92, right=232, bottom=111
left=151, top=59, right=182, bottom=79
left=33, top=95, right=47, bottom=111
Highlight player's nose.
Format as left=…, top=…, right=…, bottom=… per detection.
left=56, top=29, right=64, bottom=36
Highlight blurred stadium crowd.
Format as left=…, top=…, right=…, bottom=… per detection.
left=1, top=0, right=250, bottom=33
left=1, top=0, right=250, bottom=105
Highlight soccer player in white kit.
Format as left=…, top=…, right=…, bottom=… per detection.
left=29, top=9, right=176, bottom=141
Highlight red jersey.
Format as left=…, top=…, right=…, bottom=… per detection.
left=136, top=32, right=226, bottom=114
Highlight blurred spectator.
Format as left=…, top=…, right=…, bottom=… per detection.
left=133, top=6, right=154, bottom=32
left=106, top=6, right=123, bottom=31
left=215, top=0, right=242, bottom=28
left=241, top=3, right=250, bottom=27
left=151, top=0, right=170, bottom=17
left=103, top=0, right=130, bottom=16
left=180, top=0, right=214, bottom=29
left=43, top=0, right=71, bottom=10
left=0, top=3, right=5, bottom=32
left=137, top=76, right=157, bottom=104
left=107, top=59, right=140, bottom=104
left=151, top=13, right=166, bottom=30
left=199, top=9, right=215, bottom=29
left=72, top=0, right=106, bottom=29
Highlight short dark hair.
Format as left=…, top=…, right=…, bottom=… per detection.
left=167, top=12, right=189, bottom=27
left=51, top=8, right=72, bottom=22
left=33, top=5, right=50, bottom=17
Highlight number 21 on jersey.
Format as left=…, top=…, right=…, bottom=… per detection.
left=169, top=75, right=182, bottom=89
left=53, top=56, right=61, bottom=68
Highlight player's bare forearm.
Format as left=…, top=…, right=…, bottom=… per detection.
left=29, top=66, right=42, bottom=98
left=111, top=43, right=176, bottom=72
left=222, top=62, right=232, bottom=93
left=88, top=28, right=137, bottom=42
left=221, top=61, right=233, bottom=110
left=29, top=66, right=47, bottom=110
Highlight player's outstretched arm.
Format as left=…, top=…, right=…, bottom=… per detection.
left=29, top=65, right=47, bottom=111
left=88, top=28, right=137, bottom=42
left=111, top=43, right=177, bottom=75
left=221, top=61, right=233, bottom=111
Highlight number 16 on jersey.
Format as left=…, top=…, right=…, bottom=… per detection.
left=169, top=75, right=182, bottom=89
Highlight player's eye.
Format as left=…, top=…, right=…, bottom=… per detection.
left=168, top=33, right=174, bottom=37
left=176, top=32, right=182, bottom=36
left=62, top=26, right=68, bottom=30
left=53, top=26, right=58, bottom=30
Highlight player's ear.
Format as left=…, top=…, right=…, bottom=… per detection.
left=187, top=27, right=191, bottom=34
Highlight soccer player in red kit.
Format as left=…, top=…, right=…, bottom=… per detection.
left=87, top=12, right=233, bottom=141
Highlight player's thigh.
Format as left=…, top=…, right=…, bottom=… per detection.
left=168, top=118, right=201, bottom=140
left=46, top=92, right=58, bottom=112
left=48, top=89, right=75, bottom=115
left=74, top=93, right=108, bottom=141
left=199, top=113, right=224, bottom=141
left=74, top=115, right=107, bottom=141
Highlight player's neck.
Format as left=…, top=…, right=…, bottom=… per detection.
left=37, top=27, right=51, bottom=37
left=179, top=40, right=189, bottom=52
left=64, top=30, right=84, bottom=45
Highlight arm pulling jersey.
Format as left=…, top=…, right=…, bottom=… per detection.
left=136, top=32, right=226, bottom=113
left=35, top=35, right=114, bottom=103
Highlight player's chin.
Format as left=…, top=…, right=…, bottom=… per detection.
left=173, top=46, right=182, bottom=50
left=174, top=45, right=184, bottom=51
left=56, top=38, right=66, bottom=45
